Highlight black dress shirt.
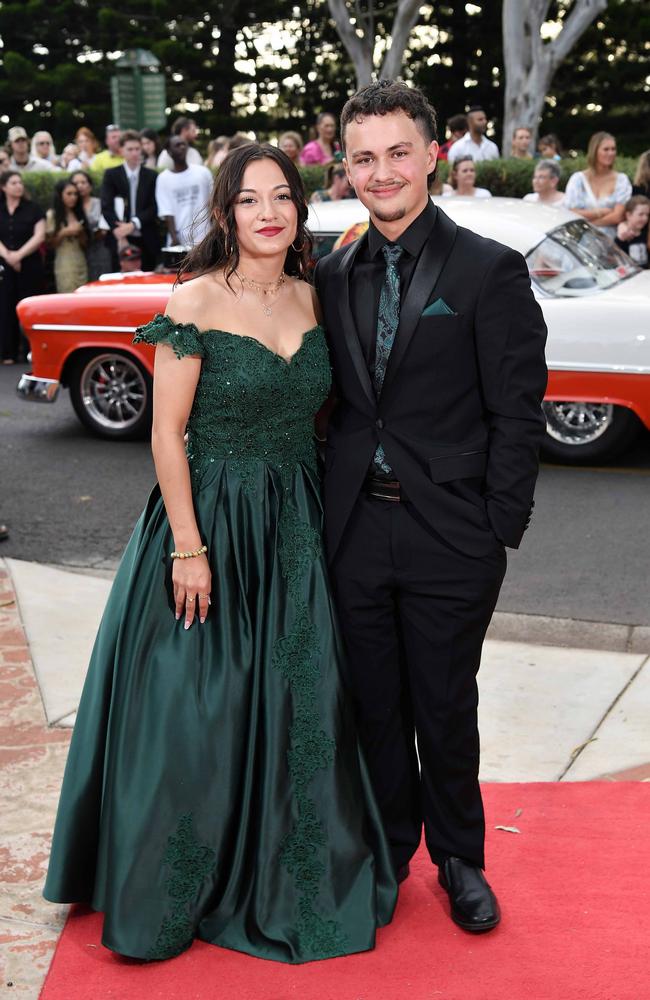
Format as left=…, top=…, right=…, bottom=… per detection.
left=350, top=199, right=436, bottom=380
left=349, top=199, right=436, bottom=481
left=0, top=199, right=45, bottom=276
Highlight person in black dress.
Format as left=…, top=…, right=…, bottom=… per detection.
left=0, top=170, right=45, bottom=363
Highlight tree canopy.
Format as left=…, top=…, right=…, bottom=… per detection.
left=0, top=0, right=648, bottom=155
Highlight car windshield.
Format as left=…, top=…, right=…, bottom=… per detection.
left=526, top=218, right=639, bottom=297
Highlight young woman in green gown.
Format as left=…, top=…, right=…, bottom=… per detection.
left=43, top=143, right=397, bottom=962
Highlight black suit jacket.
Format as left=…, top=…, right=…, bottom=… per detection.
left=314, top=204, right=548, bottom=561
left=100, top=165, right=159, bottom=257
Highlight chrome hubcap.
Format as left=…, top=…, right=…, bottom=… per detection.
left=80, top=354, right=146, bottom=430
left=543, top=401, right=614, bottom=446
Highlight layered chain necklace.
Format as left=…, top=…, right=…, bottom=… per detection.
left=235, top=269, right=287, bottom=317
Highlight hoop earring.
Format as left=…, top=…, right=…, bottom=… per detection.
left=291, top=237, right=305, bottom=252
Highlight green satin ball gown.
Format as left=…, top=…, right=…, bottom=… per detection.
left=43, top=314, right=397, bottom=963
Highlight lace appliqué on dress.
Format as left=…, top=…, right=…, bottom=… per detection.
left=146, top=813, right=216, bottom=961
left=134, top=316, right=330, bottom=495
left=272, top=489, right=347, bottom=958
left=134, top=313, right=205, bottom=360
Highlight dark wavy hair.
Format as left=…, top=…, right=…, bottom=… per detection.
left=178, top=142, right=312, bottom=286
left=0, top=169, right=28, bottom=203
left=340, top=79, right=438, bottom=149
left=69, top=169, right=95, bottom=195
left=52, top=178, right=90, bottom=236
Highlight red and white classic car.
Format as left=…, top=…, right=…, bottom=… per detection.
left=17, top=197, right=650, bottom=463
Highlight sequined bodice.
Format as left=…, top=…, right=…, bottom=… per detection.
left=134, top=314, right=331, bottom=482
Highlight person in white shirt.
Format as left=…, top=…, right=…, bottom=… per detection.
left=523, top=160, right=566, bottom=206
left=60, top=143, right=83, bottom=172
left=155, top=135, right=214, bottom=246
left=447, top=106, right=499, bottom=164
left=443, top=156, right=492, bottom=199
left=8, top=126, right=56, bottom=172
left=31, top=130, right=59, bottom=167
left=157, top=116, right=203, bottom=170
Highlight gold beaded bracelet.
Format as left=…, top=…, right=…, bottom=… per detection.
left=170, top=544, right=208, bottom=560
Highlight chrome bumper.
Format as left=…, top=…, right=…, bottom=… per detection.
left=16, top=373, right=61, bottom=403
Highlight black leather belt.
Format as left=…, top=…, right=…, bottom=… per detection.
left=365, top=477, right=406, bottom=502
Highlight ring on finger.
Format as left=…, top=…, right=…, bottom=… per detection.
left=186, top=597, right=195, bottom=603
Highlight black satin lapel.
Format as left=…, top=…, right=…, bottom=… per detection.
left=381, top=208, right=458, bottom=400
left=336, top=233, right=375, bottom=408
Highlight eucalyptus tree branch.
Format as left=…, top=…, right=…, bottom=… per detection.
left=328, top=0, right=374, bottom=85
left=502, top=0, right=607, bottom=152
left=548, top=0, right=607, bottom=70
left=380, top=0, right=424, bottom=80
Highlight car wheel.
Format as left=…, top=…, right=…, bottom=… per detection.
left=541, top=401, right=640, bottom=464
left=68, top=350, right=152, bottom=440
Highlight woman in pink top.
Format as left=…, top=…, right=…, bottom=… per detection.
left=300, top=112, right=340, bottom=166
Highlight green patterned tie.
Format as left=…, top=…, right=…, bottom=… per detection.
left=373, top=243, right=404, bottom=475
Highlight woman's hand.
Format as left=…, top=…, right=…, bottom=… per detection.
left=172, top=553, right=211, bottom=630
left=4, top=250, right=21, bottom=269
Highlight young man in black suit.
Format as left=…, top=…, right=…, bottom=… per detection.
left=100, top=131, right=159, bottom=271
left=315, top=81, right=547, bottom=932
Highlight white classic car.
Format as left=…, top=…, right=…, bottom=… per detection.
left=308, top=197, right=650, bottom=463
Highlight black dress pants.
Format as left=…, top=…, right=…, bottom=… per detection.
left=106, top=233, right=158, bottom=273
left=331, top=494, right=507, bottom=871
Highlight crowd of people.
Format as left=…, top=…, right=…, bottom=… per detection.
left=1, top=108, right=650, bottom=364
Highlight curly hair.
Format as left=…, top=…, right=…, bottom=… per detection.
left=340, top=79, right=438, bottom=149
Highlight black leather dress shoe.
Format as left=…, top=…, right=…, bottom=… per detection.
left=438, top=857, right=500, bottom=932
left=396, top=863, right=410, bottom=884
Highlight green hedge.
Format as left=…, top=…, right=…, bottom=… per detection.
left=20, top=168, right=104, bottom=210
left=19, top=163, right=330, bottom=212
left=469, top=155, right=639, bottom=198
left=18, top=156, right=641, bottom=212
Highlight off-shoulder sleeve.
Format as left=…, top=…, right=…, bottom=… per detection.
left=614, top=172, right=632, bottom=204
left=133, top=313, right=205, bottom=359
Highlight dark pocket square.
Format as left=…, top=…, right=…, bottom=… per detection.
left=422, top=297, right=456, bottom=317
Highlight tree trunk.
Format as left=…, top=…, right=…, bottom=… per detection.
left=327, top=0, right=424, bottom=90
left=380, top=0, right=423, bottom=80
left=502, top=0, right=607, bottom=154
left=213, top=15, right=238, bottom=119
left=327, top=0, right=375, bottom=88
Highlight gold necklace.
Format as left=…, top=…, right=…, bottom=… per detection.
left=235, top=269, right=286, bottom=317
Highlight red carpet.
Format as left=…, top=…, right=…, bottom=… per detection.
left=40, top=783, right=650, bottom=1000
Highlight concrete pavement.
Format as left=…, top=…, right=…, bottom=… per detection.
left=1, top=555, right=649, bottom=997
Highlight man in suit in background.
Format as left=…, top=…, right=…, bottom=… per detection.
left=100, top=131, right=159, bottom=271
left=315, top=81, right=547, bottom=933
